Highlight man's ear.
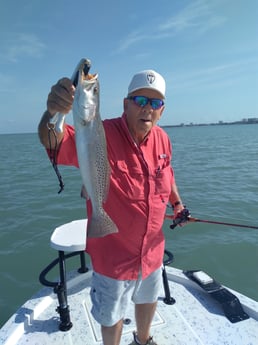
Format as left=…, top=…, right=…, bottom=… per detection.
left=123, top=98, right=129, bottom=111
left=159, top=105, right=165, bottom=119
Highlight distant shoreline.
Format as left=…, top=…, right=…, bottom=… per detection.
left=162, top=118, right=258, bottom=128
left=1, top=118, right=257, bottom=135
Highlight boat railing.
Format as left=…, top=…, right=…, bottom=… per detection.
left=39, top=250, right=88, bottom=331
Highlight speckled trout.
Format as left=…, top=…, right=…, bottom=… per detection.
left=72, top=60, right=118, bottom=238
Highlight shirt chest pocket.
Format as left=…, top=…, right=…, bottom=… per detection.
left=154, top=165, right=172, bottom=197
left=113, top=161, right=147, bottom=200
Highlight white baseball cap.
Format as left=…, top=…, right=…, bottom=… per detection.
left=128, top=70, right=166, bottom=99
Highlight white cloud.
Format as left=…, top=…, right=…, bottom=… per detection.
left=0, top=33, right=46, bottom=62
left=170, top=57, right=258, bottom=91
left=117, top=0, right=226, bottom=52
left=117, top=31, right=147, bottom=52
left=159, top=0, right=223, bottom=32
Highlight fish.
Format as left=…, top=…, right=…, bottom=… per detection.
left=49, top=59, right=91, bottom=133
left=72, top=59, right=118, bottom=238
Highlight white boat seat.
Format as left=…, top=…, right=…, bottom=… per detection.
left=45, top=219, right=88, bottom=331
left=50, top=219, right=87, bottom=252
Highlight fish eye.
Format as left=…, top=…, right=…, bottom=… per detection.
left=93, top=86, right=98, bottom=94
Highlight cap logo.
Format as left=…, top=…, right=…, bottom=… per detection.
left=147, top=73, right=155, bottom=84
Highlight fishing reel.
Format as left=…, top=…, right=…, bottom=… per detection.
left=170, top=207, right=191, bottom=229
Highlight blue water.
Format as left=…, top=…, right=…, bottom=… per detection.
left=0, top=124, right=257, bottom=327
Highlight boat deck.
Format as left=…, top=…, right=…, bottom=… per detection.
left=1, top=266, right=257, bottom=345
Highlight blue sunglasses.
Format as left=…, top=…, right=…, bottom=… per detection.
left=128, top=95, right=164, bottom=110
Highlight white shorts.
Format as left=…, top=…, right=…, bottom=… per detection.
left=90, top=267, right=162, bottom=327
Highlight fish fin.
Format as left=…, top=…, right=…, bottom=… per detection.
left=80, top=185, right=89, bottom=199
left=87, top=210, right=118, bottom=238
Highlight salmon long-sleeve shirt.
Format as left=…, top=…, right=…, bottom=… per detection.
left=54, top=113, right=175, bottom=280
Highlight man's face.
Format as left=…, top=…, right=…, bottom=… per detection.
left=124, top=88, right=165, bottom=144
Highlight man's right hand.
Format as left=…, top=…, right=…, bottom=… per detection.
left=47, top=77, right=75, bottom=116
left=38, top=77, right=75, bottom=148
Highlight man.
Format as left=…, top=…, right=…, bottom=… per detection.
left=38, top=69, right=186, bottom=345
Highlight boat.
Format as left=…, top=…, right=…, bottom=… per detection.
left=0, top=219, right=257, bottom=345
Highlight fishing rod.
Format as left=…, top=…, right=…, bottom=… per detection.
left=165, top=210, right=258, bottom=230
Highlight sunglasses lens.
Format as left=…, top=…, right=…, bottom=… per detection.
left=151, top=99, right=164, bottom=109
left=134, top=96, right=148, bottom=107
left=129, top=96, right=164, bottom=109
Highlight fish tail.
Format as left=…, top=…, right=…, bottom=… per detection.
left=87, top=210, right=118, bottom=238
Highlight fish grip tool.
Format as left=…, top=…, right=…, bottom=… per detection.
left=47, top=125, right=65, bottom=193
left=184, top=270, right=250, bottom=323
left=47, top=58, right=91, bottom=193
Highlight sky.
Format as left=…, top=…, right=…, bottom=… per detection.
left=0, top=0, right=257, bottom=134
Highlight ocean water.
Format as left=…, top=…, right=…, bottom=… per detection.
left=0, top=124, right=257, bottom=328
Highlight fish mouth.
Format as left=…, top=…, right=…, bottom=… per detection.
left=80, top=58, right=98, bottom=81
left=82, top=72, right=98, bottom=81
left=73, top=58, right=98, bottom=85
